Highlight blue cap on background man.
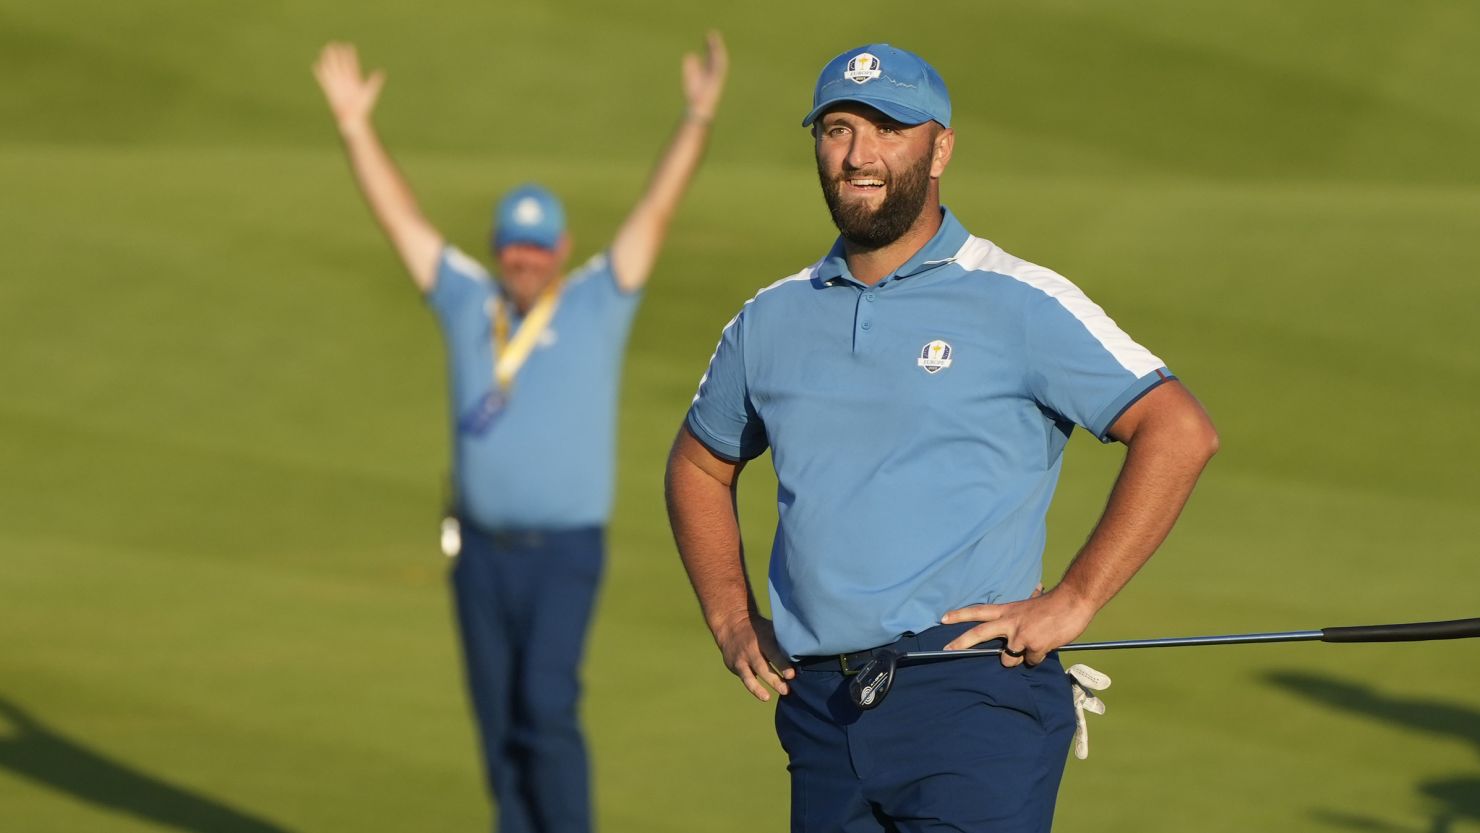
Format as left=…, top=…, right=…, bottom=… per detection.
left=492, top=184, right=566, bottom=250
left=801, top=44, right=952, bottom=129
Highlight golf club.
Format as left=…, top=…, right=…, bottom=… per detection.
left=847, top=648, right=899, bottom=710
left=849, top=617, right=1480, bottom=710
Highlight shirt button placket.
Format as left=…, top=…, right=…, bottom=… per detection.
left=856, top=290, right=877, bottom=346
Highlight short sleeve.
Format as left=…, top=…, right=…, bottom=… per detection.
left=427, top=246, right=493, bottom=324
left=1024, top=288, right=1173, bottom=442
left=685, top=308, right=768, bottom=461
left=562, top=250, right=642, bottom=331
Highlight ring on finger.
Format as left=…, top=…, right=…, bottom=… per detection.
left=1004, top=646, right=1026, bottom=658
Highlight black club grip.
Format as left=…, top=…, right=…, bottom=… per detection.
left=1320, top=618, right=1480, bottom=644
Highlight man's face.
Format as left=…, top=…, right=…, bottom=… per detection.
left=814, top=103, right=947, bottom=249
left=495, top=239, right=568, bottom=306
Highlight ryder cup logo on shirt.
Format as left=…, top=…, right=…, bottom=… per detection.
left=917, top=340, right=953, bottom=374
left=844, top=53, right=882, bottom=84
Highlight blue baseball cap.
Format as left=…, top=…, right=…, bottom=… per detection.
left=492, top=184, right=566, bottom=251
left=801, top=44, right=951, bottom=129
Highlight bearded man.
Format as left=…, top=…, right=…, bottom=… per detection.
left=664, top=43, right=1218, bottom=832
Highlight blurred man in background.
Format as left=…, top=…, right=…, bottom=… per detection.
left=315, top=33, right=727, bottom=833
left=666, top=43, right=1216, bottom=831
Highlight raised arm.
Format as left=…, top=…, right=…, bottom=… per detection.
left=665, top=426, right=794, bottom=701
left=942, top=380, right=1220, bottom=664
left=313, top=42, right=443, bottom=293
left=610, top=31, right=729, bottom=293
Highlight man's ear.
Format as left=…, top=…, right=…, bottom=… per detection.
left=930, top=127, right=955, bottom=179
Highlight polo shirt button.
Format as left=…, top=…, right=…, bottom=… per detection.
left=861, top=321, right=872, bottom=330
left=864, top=293, right=876, bottom=302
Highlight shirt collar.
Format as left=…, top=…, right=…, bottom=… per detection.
left=813, top=207, right=968, bottom=288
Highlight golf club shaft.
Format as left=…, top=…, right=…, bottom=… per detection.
left=901, top=617, right=1480, bottom=661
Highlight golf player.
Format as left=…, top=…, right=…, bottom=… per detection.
left=314, top=34, right=727, bottom=833
left=665, top=43, right=1219, bottom=831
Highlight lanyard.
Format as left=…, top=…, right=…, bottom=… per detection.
left=489, top=279, right=563, bottom=392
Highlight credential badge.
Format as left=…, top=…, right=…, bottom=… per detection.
left=917, top=339, right=953, bottom=374
left=844, top=53, right=881, bottom=84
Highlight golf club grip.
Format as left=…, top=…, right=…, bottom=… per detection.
left=1320, top=618, right=1480, bottom=643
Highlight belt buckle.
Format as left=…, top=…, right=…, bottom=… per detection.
left=839, top=652, right=860, bottom=676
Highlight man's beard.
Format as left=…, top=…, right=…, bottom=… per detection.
left=818, top=150, right=933, bottom=249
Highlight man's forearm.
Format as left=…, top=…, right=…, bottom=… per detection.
left=666, top=430, right=795, bottom=699
left=610, top=113, right=715, bottom=290
left=336, top=119, right=440, bottom=290
left=339, top=121, right=418, bottom=228
left=664, top=440, right=755, bottom=635
left=942, top=381, right=1218, bottom=661
left=1057, top=401, right=1219, bottom=614
left=640, top=112, right=716, bottom=226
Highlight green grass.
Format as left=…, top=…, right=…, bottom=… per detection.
left=2, top=1, right=1479, bottom=831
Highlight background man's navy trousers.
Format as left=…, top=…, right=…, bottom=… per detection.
left=451, top=524, right=604, bottom=833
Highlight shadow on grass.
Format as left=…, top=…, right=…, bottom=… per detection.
left=0, top=697, right=295, bottom=832
left=1265, top=671, right=1479, bottom=833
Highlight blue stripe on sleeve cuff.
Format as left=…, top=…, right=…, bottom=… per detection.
left=1088, top=368, right=1176, bottom=442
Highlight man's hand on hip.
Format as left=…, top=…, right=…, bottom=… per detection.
left=713, top=612, right=794, bottom=702
left=939, top=587, right=1096, bottom=668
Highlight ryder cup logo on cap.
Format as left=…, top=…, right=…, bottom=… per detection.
left=493, top=183, right=566, bottom=251
left=844, top=52, right=882, bottom=84
left=917, top=339, right=953, bottom=374
left=802, top=43, right=952, bottom=128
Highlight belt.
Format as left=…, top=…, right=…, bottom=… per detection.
left=795, top=644, right=900, bottom=676
left=794, top=623, right=1006, bottom=675
left=460, top=523, right=604, bottom=549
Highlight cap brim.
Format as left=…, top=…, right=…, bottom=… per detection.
left=494, top=229, right=562, bottom=251
left=801, top=96, right=939, bottom=128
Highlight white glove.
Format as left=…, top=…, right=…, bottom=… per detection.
left=1066, top=663, right=1111, bottom=760
left=440, top=516, right=462, bottom=558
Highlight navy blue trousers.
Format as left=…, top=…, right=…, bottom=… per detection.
left=777, top=623, right=1077, bottom=833
left=451, top=524, right=604, bottom=833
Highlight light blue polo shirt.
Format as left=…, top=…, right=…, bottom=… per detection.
left=686, top=209, right=1173, bottom=657
left=430, top=246, right=641, bottom=531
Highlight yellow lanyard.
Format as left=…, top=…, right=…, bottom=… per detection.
left=490, top=279, right=564, bottom=392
